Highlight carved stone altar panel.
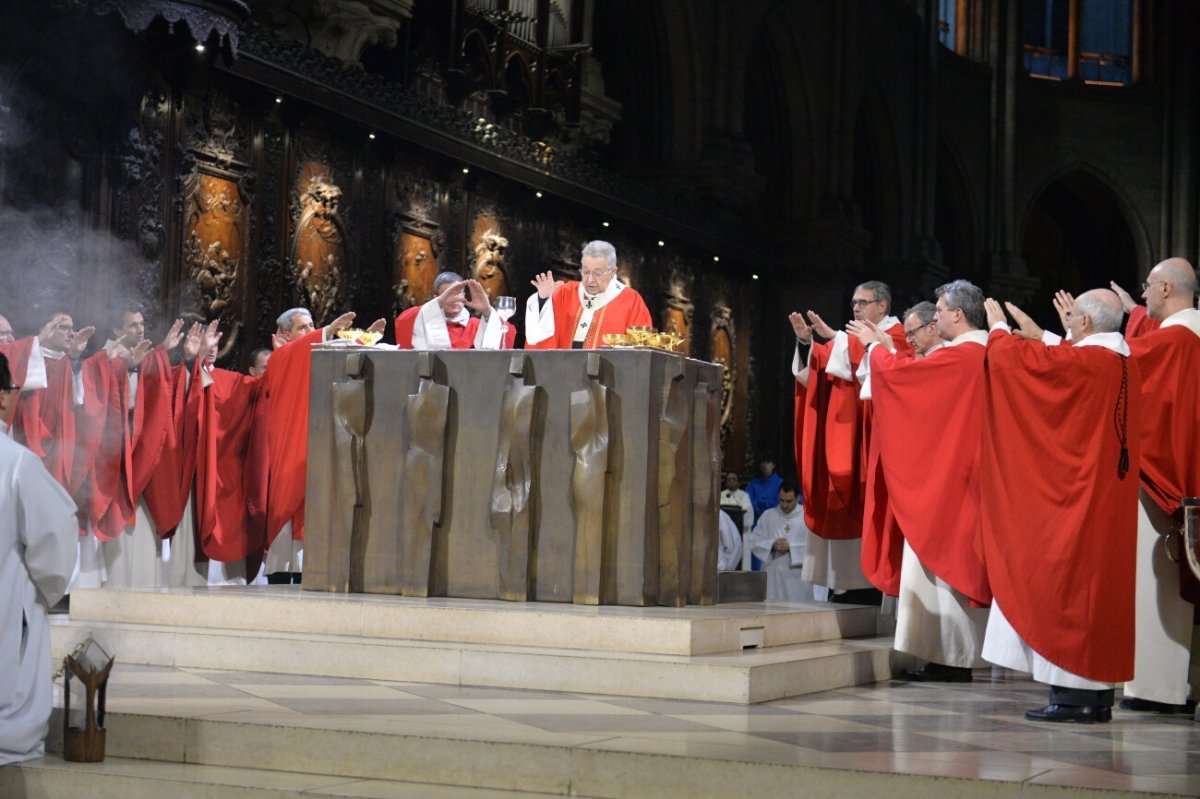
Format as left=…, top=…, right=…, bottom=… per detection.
left=689, top=382, right=721, bottom=604
left=291, top=162, right=347, bottom=324
left=401, top=353, right=451, bottom=598
left=656, top=359, right=691, bottom=607
left=491, top=354, right=544, bottom=601
left=306, top=349, right=720, bottom=607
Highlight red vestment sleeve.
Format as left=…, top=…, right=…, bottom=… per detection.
left=263, top=328, right=324, bottom=543
left=1125, top=306, right=1160, bottom=339
left=870, top=342, right=991, bottom=606
left=393, top=306, right=419, bottom=349
left=980, top=331, right=1140, bottom=680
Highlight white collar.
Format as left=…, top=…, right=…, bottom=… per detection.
left=1075, top=331, right=1131, bottom=356
left=578, top=276, right=625, bottom=309
left=445, top=308, right=470, bottom=326
left=947, top=329, right=988, bottom=347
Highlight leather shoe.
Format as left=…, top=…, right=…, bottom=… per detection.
left=1119, top=697, right=1196, bottom=714
left=899, top=663, right=973, bottom=683
left=1024, top=704, right=1106, bottom=724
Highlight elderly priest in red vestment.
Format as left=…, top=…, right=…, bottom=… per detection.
left=523, top=240, right=652, bottom=350
left=979, top=290, right=1140, bottom=724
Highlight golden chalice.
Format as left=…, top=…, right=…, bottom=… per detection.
left=601, top=333, right=629, bottom=347
left=626, top=326, right=654, bottom=346
left=663, top=331, right=686, bottom=352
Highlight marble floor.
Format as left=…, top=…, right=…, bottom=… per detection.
left=53, top=660, right=1200, bottom=797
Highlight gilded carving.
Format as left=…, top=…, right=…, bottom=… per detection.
left=491, top=354, right=543, bottom=601
left=292, top=168, right=347, bottom=324
left=472, top=224, right=510, bottom=303
left=661, top=261, right=694, bottom=356
left=570, top=353, right=611, bottom=605
left=182, top=173, right=245, bottom=358
left=393, top=223, right=442, bottom=313
left=401, top=353, right=450, bottom=597
left=710, top=303, right=736, bottom=450
left=657, top=359, right=691, bottom=607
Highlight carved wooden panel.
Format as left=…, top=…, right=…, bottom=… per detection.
left=471, top=210, right=511, bottom=303
left=291, top=163, right=347, bottom=324
left=181, top=172, right=247, bottom=356
left=661, top=259, right=693, bottom=356
left=394, top=226, right=441, bottom=311
left=710, top=303, right=736, bottom=451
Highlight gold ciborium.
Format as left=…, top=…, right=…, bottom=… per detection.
left=625, top=326, right=654, bottom=346
left=601, top=333, right=630, bottom=347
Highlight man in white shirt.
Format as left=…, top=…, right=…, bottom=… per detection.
left=0, top=352, right=79, bottom=765
left=746, top=483, right=816, bottom=602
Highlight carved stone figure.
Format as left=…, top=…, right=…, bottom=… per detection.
left=570, top=353, right=612, bottom=605
left=401, top=353, right=450, bottom=597
left=710, top=304, right=736, bottom=451
left=331, top=367, right=369, bottom=593
left=491, top=354, right=543, bottom=601
left=662, top=264, right=694, bottom=356
left=292, top=171, right=346, bottom=324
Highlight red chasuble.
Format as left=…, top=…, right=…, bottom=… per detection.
left=980, top=330, right=1141, bottom=681
left=1126, top=322, right=1200, bottom=604
left=394, top=305, right=517, bottom=349
left=525, top=282, right=652, bottom=350
left=263, top=328, right=325, bottom=545
left=793, top=326, right=911, bottom=544
left=868, top=340, right=991, bottom=606
left=17, top=355, right=79, bottom=493
left=1125, top=305, right=1161, bottom=338
left=142, top=361, right=202, bottom=535
left=196, top=366, right=266, bottom=562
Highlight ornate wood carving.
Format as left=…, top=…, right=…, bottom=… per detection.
left=400, top=352, right=450, bottom=597
left=570, top=353, right=612, bottom=605
left=710, top=302, right=736, bottom=452
left=471, top=208, right=511, bottom=303
left=120, top=85, right=169, bottom=305
left=291, top=167, right=347, bottom=324
left=491, top=353, right=543, bottom=601
left=661, top=259, right=694, bottom=356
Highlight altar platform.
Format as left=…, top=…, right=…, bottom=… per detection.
left=12, top=587, right=1197, bottom=799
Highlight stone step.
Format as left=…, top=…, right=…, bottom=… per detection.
left=2, top=754, right=577, bottom=799
left=51, top=618, right=894, bottom=704
left=67, top=587, right=879, bottom=655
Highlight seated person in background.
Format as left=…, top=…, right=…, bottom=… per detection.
left=395, top=272, right=515, bottom=350
left=746, top=483, right=816, bottom=602
left=717, top=509, right=742, bottom=571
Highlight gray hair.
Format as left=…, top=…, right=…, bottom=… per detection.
left=276, top=307, right=312, bottom=333
left=1075, top=292, right=1123, bottom=333
left=902, top=300, right=937, bottom=326
left=856, top=280, right=892, bottom=312
left=433, top=271, right=464, bottom=295
left=581, top=240, right=618, bottom=271
left=934, top=279, right=986, bottom=330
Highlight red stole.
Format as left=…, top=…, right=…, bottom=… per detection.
left=869, top=340, right=991, bottom=606
left=980, top=331, right=1140, bottom=680
left=525, top=282, right=652, bottom=350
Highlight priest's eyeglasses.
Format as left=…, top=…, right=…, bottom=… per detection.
left=850, top=298, right=882, bottom=308
left=580, top=269, right=610, bottom=280
left=2, top=384, right=19, bottom=393
left=1142, top=280, right=1167, bottom=292
left=904, top=321, right=934, bottom=342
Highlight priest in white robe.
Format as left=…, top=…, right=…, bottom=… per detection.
left=0, top=352, right=79, bottom=765
left=717, top=509, right=742, bottom=571
left=746, top=483, right=816, bottom=602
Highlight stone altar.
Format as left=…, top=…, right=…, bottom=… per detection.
left=303, top=348, right=723, bottom=606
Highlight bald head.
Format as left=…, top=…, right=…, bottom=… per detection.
left=0, top=315, right=13, bottom=345
left=1073, top=289, right=1124, bottom=335
left=1144, top=257, right=1198, bottom=320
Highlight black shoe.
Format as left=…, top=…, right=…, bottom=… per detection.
left=266, top=572, right=292, bottom=584
left=1025, top=704, right=1105, bottom=724
left=899, top=663, right=973, bottom=683
left=1119, top=697, right=1197, bottom=714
